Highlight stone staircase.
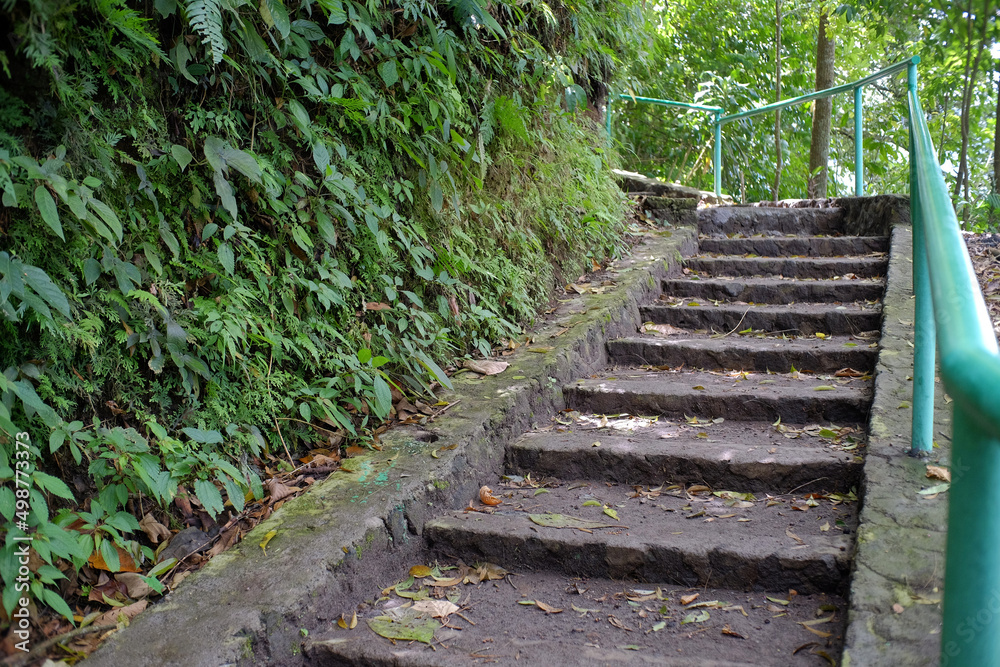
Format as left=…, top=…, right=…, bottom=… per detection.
left=309, top=204, right=888, bottom=666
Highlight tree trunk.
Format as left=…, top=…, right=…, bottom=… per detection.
left=772, top=0, right=782, bottom=202
left=953, top=0, right=991, bottom=225
left=808, top=13, right=835, bottom=199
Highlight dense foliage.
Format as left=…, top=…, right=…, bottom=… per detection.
left=614, top=0, right=1000, bottom=229
left=0, top=0, right=645, bottom=623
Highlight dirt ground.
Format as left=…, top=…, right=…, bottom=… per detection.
left=965, top=232, right=1000, bottom=340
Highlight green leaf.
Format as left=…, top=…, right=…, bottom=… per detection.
left=148, top=558, right=177, bottom=578
left=88, top=199, right=123, bottom=241
left=41, top=586, right=76, bottom=623
left=357, top=348, right=372, bottom=364
left=429, top=180, right=443, bottom=212
left=527, top=513, right=619, bottom=531
left=22, top=265, right=71, bottom=319
left=367, top=613, right=439, bottom=644
left=181, top=427, right=224, bottom=444
left=99, top=538, right=121, bottom=573
left=263, top=0, right=291, bottom=38
left=104, top=511, right=140, bottom=533
left=379, top=60, right=399, bottom=87
left=193, top=478, right=225, bottom=519
left=0, top=487, right=14, bottom=520
left=372, top=374, right=392, bottom=417
left=681, top=610, right=710, bottom=624
left=171, top=144, right=193, bottom=171
left=415, top=352, right=452, bottom=389
left=218, top=242, right=235, bottom=276
left=316, top=211, right=337, bottom=246
left=34, top=186, right=64, bottom=240
left=33, top=472, right=75, bottom=501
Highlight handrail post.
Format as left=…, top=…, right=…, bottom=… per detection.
left=606, top=96, right=613, bottom=141
left=713, top=112, right=722, bottom=199
left=908, top=62, right=935, bottom=455
left=854, top=86, right=863, bottom=196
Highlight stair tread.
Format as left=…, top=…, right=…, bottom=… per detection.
left=306, top=569, right=845, bottom=666
left=640, top=302, right=881, bottom=337
left=565, top=370, right=871, bottom=423
left=425, top=481, right=855, bottom=593
left=511, top=425, right=861, bottom=492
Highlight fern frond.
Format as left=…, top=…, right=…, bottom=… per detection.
left=185, top=0, right=226, bottom=65
left=96, top=0, right=167, bottom=60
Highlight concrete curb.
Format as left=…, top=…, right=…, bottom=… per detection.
left=86, top=229, right=697, bottom=667
left=842, top=224, right=949, bottom=666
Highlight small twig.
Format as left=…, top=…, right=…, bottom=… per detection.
left=785, top=477, right=829, bottom=495
left=273, top=416, right=296, bottom=469
left=274, top=417, right=342, bottom=437
left=710, top=307, right=752, bottom=339
left=3, top=623, right=118, bottom=666
left=428, top=399, right=461, bottom=422
left=455, top=612, right=476, bottom=626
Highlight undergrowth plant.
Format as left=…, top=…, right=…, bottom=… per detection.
left=0, top=0, right=645, bottom=624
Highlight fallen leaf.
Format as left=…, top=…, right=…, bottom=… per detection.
left=139, top=514, right=171, bottom=544
left=693, top=385, right=706, bottom=390
left=582, top=499, right=603, bottom=507
left=114, top=572, right=153, bottom=599
left=412, top=600, right=460, bottom=618
left=834, top=368, right=865, bottom=377
left=259, top=529, right=277, bottom=555
left=814, top=385, right=836, bottom=391
left=644, top=322, right=686, bottom=336
left=409, top=565, right=433, bottom=578
left=528, top=513, right=621, bottom=531
left=95, top=599, right=148, bottom=626
left=608, top=615, right=633, bottom=631
left=800, top=624, right=833, bottom=638
left=603, top=506, right=620, bottom=521
left=479, top=485, right=502, bottom=506
left=463, top=359, right=509, bottom=376
left=535, top=600, right=563, bottom=614
left=265, top=478, right=301, bottom=502
left=364, top=302, right=392, bottom=311
left=368, top=612, right=439, bottom=644
left=893, top=603, right=905, bottom=614
left=681, top=610, right=710, bottom=624
left=926, top=465, right=951, bottom=482
left=819, top=522, right=830, bottom=532
left=651, top=621, right=666, bottom=632
left=475, top=562, right=509, bottom=581
left=88, top=544, right=141, bottom=573
left=687, top=485, right=712, bottom=495
left=918, top=483, right=950, bottom=496
left=722, top=624, right=746, bottom=638
left=766, top=596, right=790, bottom=606
left=680, top=593, right=700, bottom=605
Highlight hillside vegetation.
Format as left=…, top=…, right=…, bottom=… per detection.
left=0, top=0, right=644, bottom=625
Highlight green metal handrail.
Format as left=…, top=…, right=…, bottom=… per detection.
left=608, top=56, right=919, bottom=198
left=609, top=57, right=1000, bottom=663
left=907, top=62, right=1000, bottom=665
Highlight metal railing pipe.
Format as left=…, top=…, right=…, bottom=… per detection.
left=718, top=56, right=920, bottom=125
left=854, top=86, right=863, bottom=196
left=908, top=80, right=1000, bottom=665
left=616, top=95, right=723, bottom=114
left=714, top=114, right=722, bottom=198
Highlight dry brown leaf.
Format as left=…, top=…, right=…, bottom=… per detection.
left=785, top=528, right=804, bottom=545
left=95, top=599, right=148, bottom=626
left=687, top=485, right=712, bottom=495
left=463, top=359, right=510, bottom=376
left=535, top=600, right=563, bottom=614
left=412, top=600, right=460, bottom=618
left=800, top=624, right=833, bottom=638
left=893, top=603, right=905, bottom=614
left=88, top=544, right=141, bottom=573
left=206, top=526, right=239, bottom=558
left=644, top=322, right=686, bottom=336
left=680, top=593, right=700, bottom=605
left=364, top=302, right=392, bottom=311
left=479, top=485, right=502, bottom=506
left=926, top=465, right=951, bottom=482
left=139, top=514, right=171, bottom=544
left=834, top=368, right=866, bottom=377
left=114, top=572, right=153, bottom=599
left=476, top=562, right=509, bottom=581
left=722, top=624, right=746, bottom=639
left=265, top=478, right=301, bottom=503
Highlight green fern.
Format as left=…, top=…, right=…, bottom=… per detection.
left=185, top=0, right=226, bottom=65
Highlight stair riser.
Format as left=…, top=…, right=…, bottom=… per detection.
left=426, top=523, right=850, bottom=594
left=608, top=339, right=876, bottom=372
left=661, top=279, right=884, bottom=304
left=698, top=237, right=888, bottom=256
left=685, top=257, right=886, bottom=279
left=699, top=209, right=846, bottom=236
left=507, top=446, right=862, bottom=493
left=640, top=305, right=881, bottom=336
left=565, top=386, right=870, bottom=423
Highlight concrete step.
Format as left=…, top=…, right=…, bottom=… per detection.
left=684, top=256, right=886, bottom=280
left=697, top=236, right=888, bottom=257
left=564, top=370, right=872, bottom=424
left=508, top=423, right=862, bottom=492
left=660, top=277, right=884, bottom=304
left=607, top=335, right=877, bottom=372
left=640, top=303, right=881, bottom=336
left=699, top=207, right=845, bottom=236
left=424, top=482, right=855, bottom=593
left=305, top=569, right=846, bottom=666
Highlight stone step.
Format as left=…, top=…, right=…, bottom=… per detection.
left=697, top=236, right=888, bottom=257
left=564, top=370, right=872, bottom=424
left=640, top=303, right=881, bottom=336
left=305, top=569, right=847, bottom=666
left=699, top=207, right=845, bottom=236
left=660, top=277, right=884, bottom=304
left=424, top=482, right=855, bottom=594
left=508, top=423, right=862, bottom=492
left=607, top=335, right=877, bottom=372
left=685, top=256, right=886, bottom=280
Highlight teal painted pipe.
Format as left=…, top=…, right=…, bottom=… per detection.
left=854, top=86, right=863, bottom=196
left=714, top=114, right=722, bottom=198
left=908, top=64, right=936, bottom=456
left=606, top=96, right=612, bottom=140
left=616, top=94, right=723, bottom=114
left=719, top=56, right=920, bottom=125
left=907, top=71, right=1000, bottom=664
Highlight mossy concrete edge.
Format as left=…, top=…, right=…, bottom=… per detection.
left=842, top=224, right=949, bottom=666
left=87, top=227, right=697, bottom=667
